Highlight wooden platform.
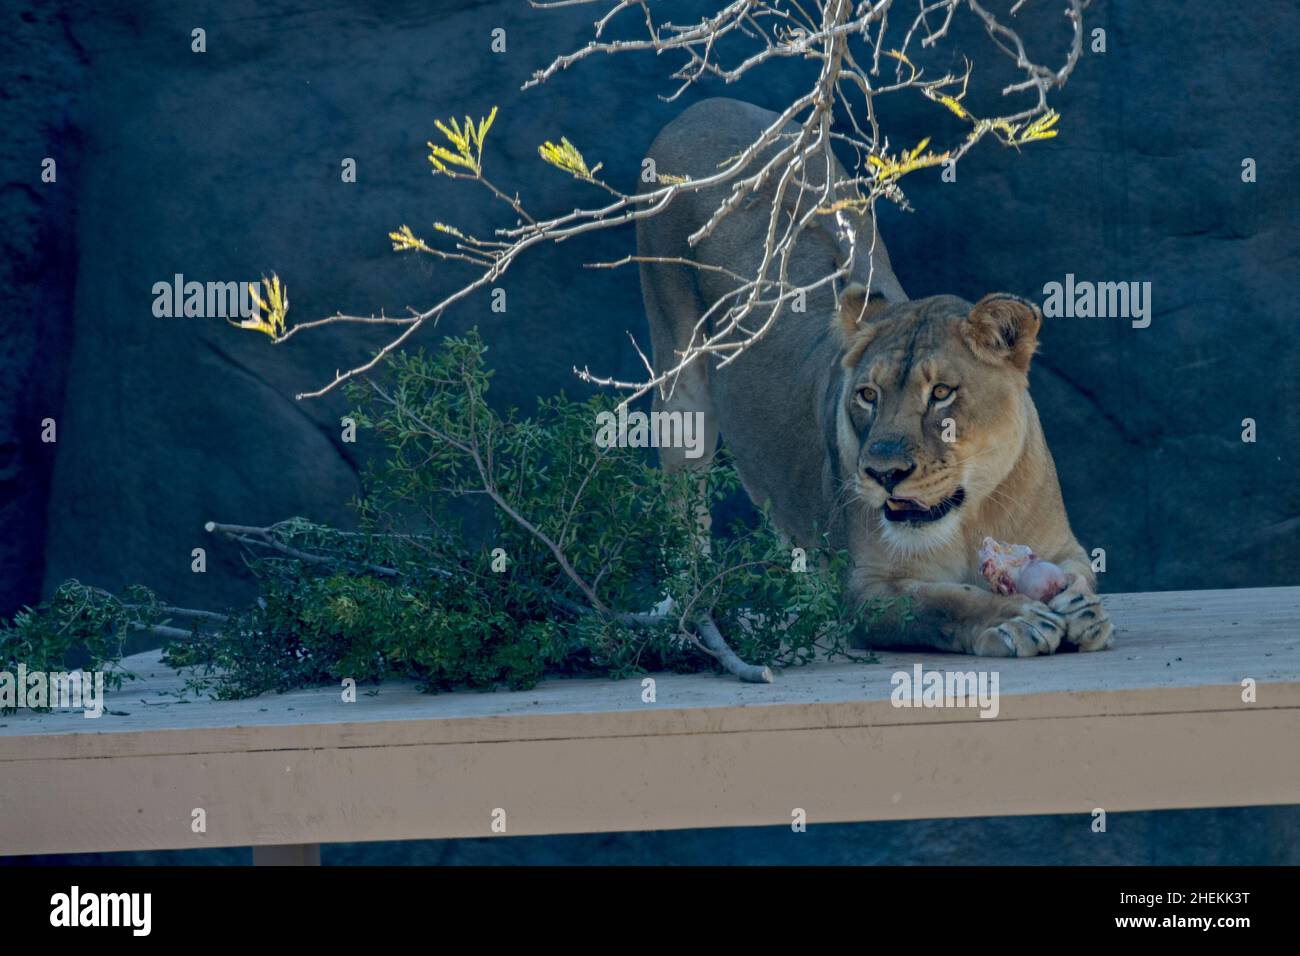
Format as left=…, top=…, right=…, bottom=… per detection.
left=2, top=587, right=1298, bottom=858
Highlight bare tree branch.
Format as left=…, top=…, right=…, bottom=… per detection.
left=264, top=1, right=1084, bottom=407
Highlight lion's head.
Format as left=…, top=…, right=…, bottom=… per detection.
left=831, top=286, right=1043, bottom=555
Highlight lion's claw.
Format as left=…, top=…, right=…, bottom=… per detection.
left=1049, top=580, right=1114, bottom=651
left=972, top=602, right=1065, bottom=657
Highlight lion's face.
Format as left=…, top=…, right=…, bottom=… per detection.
left=833, top=290, right=1042, bottom=554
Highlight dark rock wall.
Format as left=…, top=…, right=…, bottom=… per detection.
left=0, top=1, right=87, bottom=618
left=8, top=0, right=1293, bottom=615
left=3, top=0, right=1297, bottom=867
left=9, top=1, right=1297, bottom=613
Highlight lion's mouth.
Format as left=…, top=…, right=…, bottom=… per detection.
left=882, top=487, right=966, bottom=524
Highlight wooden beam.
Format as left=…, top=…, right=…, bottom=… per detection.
left=1, top=587, right=1297, bottom=856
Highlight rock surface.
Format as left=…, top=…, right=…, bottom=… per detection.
left=3, top=0, right=1297, bottom=868
left=6, top=1, right=1296, bottom=615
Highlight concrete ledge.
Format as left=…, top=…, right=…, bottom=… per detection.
left=1, top=587, right=1297, bottom=856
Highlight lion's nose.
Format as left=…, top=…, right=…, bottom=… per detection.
left=863, top=463, right=915, bottom=493
left=862, top=439, right=915, bottom=492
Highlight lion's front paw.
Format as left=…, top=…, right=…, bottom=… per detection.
left=1049, top=578, right=1114, bottom=651
left=970, top=600, right=1065, bottom=658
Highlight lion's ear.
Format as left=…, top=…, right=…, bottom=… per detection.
left=962, top=293, right=1041, bottom=372
left=835, top=284, right=891, bottom=368
left=834, top=282, right=889, bottom=339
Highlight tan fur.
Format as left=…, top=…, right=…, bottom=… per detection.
left=834, top=291, right=1043, bottom=554
left=827, top=292, right=1112, bottom=655
left=638, top=98, right=1112, bottom=657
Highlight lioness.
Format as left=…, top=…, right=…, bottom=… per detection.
left=638, top=98, right=1112, bottom=656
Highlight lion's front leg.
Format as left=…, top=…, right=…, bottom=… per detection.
left=862, top=580, right=1067, bottom=658
left=1048, top=562, right=1114, bottom=651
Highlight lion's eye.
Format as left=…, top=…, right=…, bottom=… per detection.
left=931, top=384, right=956, bottom=403
left=855, top=385, right=877, bottom=407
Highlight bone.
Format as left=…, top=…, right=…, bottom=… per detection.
left=978, top=536, right=1068, bottom=603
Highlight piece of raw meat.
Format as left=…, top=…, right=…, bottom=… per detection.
left=978, top=536, right=1068, bottom=603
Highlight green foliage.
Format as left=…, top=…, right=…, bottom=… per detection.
left=0, top=581, right=158, bottom=712
left=5, top=331, right=881, bottom=704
